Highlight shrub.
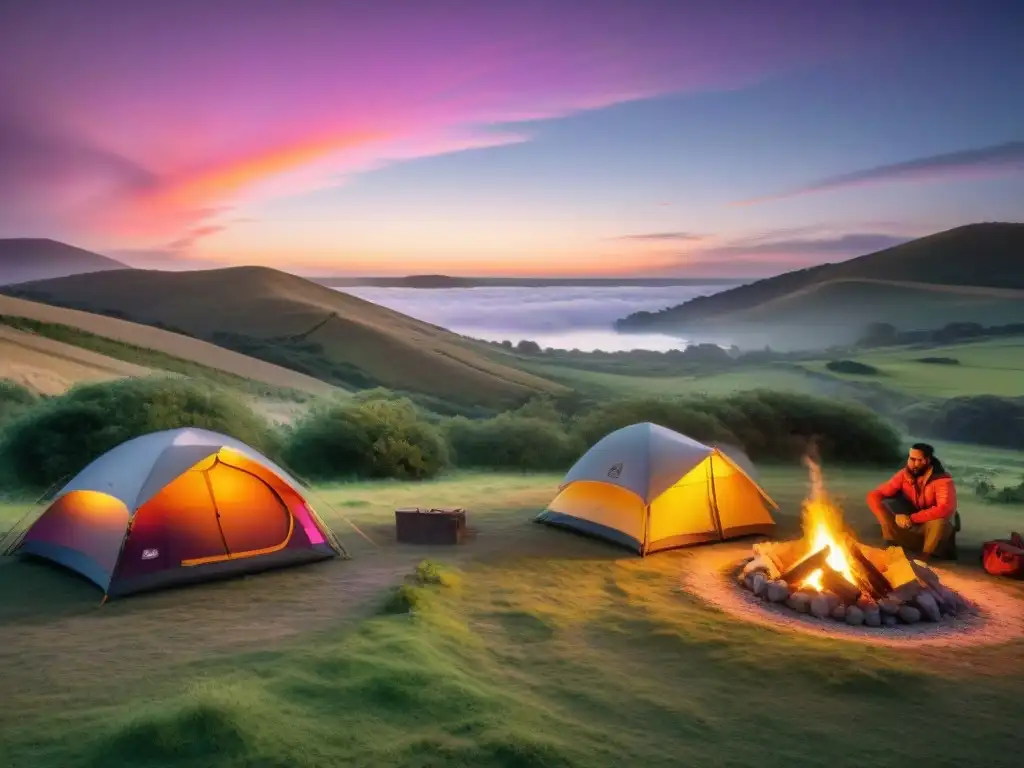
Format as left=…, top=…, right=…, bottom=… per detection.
left=825, top=359, right=880, bottom=375
left=283, top=396, right=449, bottom=481
left=915, top=356, right=960, bottom=365
left=571, top=390, right=903, bottom=465
left=444, top=413, right=584, bottom=471
left=899, top=395, right=1024, bottom=450
left=0, top=379, right=38, bottom=427
left=0, top=376, right=277, bottom=491
left=974, top=477, right=1024, bottom=504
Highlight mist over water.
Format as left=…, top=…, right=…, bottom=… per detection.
left=334, top=284, right=735, bottom=351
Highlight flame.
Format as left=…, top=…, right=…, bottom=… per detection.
left=798, top=456, right=857, bottom=592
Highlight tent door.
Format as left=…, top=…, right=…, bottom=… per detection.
left=706, top=456, right=724, bottom=540
left=180, top=458, right=293, bottom=567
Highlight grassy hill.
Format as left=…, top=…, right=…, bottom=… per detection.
left=0, top=238, right=128, bottom=286
left=616, top=223, right=1024, bottom=348
left=0, top=293, right=338, bottom=401
left=2, top=266, right=565, bottom=407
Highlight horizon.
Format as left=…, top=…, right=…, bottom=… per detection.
left=2, top=1, right=1023, bottom=278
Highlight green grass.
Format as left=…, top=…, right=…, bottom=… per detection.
left=0, top=314, right=311, bottom=402
left=799, top=337, right=1024, bottom=397
left=525, top=362, right=824, bottom=398
left=1, top=462, right=1022, bottom=767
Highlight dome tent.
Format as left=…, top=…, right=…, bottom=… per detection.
left=6, top=428, right=344, bottom=598
left=536, top=422, right=777, bottom=555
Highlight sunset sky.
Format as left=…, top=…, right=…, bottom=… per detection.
left=2, top=0, right=1022, bottom=277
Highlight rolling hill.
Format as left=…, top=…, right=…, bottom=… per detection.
left=615, top=223, right=1024, bottom=348
left=0, top=293, right=339, bottom=399
left=0, top=239, right=129, bottom=285
left=1, top=266, right=565, bottom=407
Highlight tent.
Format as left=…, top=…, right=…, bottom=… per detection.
left=7, top=428, right=344, bottom=598
left=535, top=422, right=778, bottom=555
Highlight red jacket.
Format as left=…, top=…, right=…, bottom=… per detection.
left=867, top=467, right=958, bottom=524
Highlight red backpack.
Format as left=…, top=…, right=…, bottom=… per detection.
left=982, top=532, right=1024, bottom=579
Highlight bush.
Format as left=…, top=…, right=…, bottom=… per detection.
left=915, top=356, right=960, bottom=365
left=974, top=477, right=1024, bottom=504
left=283, top=396, right=449, bottom=481
left=444, top=413, right=584, bottom=471
left=571, top=390, right=903, bottom=465
left=899, top=395, right=1024, bottom=450
left=0, top=379, right=38, bottom=427
left=0, top=376, right=278, bottom=491
left=825, top=359, right=880, bottom=375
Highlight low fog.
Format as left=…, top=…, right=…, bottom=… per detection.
left=336, top=284, right=735, bottom=352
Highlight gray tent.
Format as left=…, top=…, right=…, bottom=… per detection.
left=536, top=422, right=777, bottom=554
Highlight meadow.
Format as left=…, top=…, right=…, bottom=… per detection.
left=797, top=336, right=1024, bottom=398
left=1, top=461, right=1022, bottom=768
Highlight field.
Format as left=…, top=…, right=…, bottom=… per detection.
left=0, top=294, right=338, bottom=399
left=1, top=460, right=1022, bottom=767
left=799, top=336, right=1024, bottom=398
left=0, top=323, right=156, bottom=395
left=526, top=362, right=825, bottom=398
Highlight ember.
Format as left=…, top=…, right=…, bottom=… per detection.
left=738, top=457, right=969, bottom=627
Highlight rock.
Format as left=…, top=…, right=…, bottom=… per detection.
left=878, top=598, right=901, bottom=615
left=751, top=572, right=768, bottom=597
left=831, top=604, right=847, bottom=620
left=856, top=595, right=878, bottom=612
left=864, top=608, right=882, bottom=627
left=822, top=591, right=842, bottom=613
left=915, top=591, right=941, bottom=622
left=844, top=606, right=865, bottom=625
left=898, top=605, right=922, bottom=624
left=810, top=595, right=832, bottom=619
left=766, top=580, right=790, bottom=603
left=936, top=586, right=957, bottom=609
left=786, top=592, right=812, bottom=613
left=883, top=615, right=898, bottom=627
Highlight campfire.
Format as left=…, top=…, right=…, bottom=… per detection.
left=739, top=457, right=969, bottom=627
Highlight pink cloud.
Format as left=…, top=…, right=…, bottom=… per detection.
left=0, top=1, right=929, bottom=251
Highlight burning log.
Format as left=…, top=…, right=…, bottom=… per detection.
left=844, top=534, right=892, bottom=599
left=820, top=567, right=862, bottom=605
left=780, top=546, right=831, bottom=586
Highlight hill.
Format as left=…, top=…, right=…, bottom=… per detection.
left=1, top=267, right=565, bottom=407
left=0, top=293, right=338, bottom=399
left=0, top=239, right=128, bottom=285
left=615, top=223, right=1024, bottom=348
left=0, top=323, right=155, bottom=395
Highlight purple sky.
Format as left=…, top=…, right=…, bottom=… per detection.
left=1, top=0, right=1022, bottom=277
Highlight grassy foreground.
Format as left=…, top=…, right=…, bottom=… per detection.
left=1, top=464, right=1022, bottom=767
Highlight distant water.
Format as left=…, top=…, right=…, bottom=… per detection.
left=333, top=284, right=734, bottom=352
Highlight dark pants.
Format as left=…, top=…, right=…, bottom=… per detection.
left=871, top=494, right=957, bottom=559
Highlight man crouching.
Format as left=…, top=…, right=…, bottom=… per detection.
left=866, top=442, right=959, bottom=563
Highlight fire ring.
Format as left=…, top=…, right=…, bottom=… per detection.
left=680, top=543, right=1024, bottom=648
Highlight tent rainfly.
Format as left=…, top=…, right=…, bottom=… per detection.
left=7, top=428, right=344, bottom=598
left=535, top=422, right=777, bottom=555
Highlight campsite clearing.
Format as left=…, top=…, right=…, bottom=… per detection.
left=1, top=461, right=1022, bottom=768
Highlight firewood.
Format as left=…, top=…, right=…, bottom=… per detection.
left=844, top=535, right=893, bottom=598
left=820, top=567, right=861, bottom=604
left=780, top=546, right=830, bottom=586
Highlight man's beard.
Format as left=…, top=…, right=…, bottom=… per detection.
left=908, top=464, right=927, bottom=476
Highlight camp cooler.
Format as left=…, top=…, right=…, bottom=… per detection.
left=395, top=507, right=467, bottom=545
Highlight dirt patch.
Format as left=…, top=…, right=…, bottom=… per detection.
left=681, top=542, right=1024, bottom=649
